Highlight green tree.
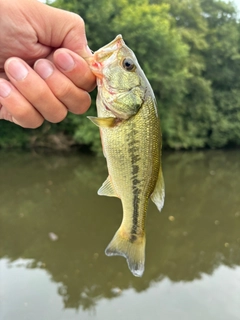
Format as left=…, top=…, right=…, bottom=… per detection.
left=150, top=0, right=215, bottom=149
left=1, top=0, right=240, bottom=152
left=53, top=0, right=190, bottom=152
left=201, top=0, right=240, bottom=147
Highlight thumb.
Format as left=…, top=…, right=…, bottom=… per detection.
left=30, top=1, right=92, bottom=57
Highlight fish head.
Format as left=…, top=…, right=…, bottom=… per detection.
left=88, top=35, right=150, bottom=120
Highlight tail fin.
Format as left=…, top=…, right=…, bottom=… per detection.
left=105, top=228, right=146, bottom=277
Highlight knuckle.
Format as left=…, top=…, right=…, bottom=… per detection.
left=68, top=93, right=91, bottom=115
left=73, top=94, right=91, bottom=114
left=68, top=13, right=86, bottom=35
left=27, top=118, right=44, bottom=129
left=48, top=108, right=67, bottom=123
left=71, top=13, right=85, bottom=28
left=14, top=108, right=30, bottom=122
left=54, top=81, right=73, bottom=100
left=16, top=115, right=44, bottom=129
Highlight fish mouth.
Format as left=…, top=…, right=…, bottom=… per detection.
left=86, top=57, right=104, bottom=79
left=86, top=35, right=124, bottom=78
left=95, top=35, right=124, bottom=62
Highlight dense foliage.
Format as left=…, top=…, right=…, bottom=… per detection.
left=1, top=0, right=240, bottom=153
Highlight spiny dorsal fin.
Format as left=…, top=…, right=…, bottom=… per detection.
left=98, top=176, right=118, bottom=197
left=151, top=168, right=165, bottom=211
left=87, top=116, right=118, bottom=128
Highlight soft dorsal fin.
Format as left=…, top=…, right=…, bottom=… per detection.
left=98, top=176, right=118, bottom=197
left=87, top=116, right=118, bottom=128
left=151, top=168, right=165, bottom=211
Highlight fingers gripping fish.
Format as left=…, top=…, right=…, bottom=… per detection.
left=87, top=35, right=165, bottom=277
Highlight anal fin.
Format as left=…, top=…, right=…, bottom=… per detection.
left=98, top=176, right=118, bottom=197
left=151, top=168, right=165, bottom=211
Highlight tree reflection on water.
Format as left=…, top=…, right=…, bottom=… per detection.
left=0, top=150, right=240, bottom=310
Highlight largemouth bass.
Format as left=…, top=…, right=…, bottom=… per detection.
left=87, top=35, right=164, bottom=277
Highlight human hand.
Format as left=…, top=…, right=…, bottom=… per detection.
left=0, top=0, right=95, bottom=128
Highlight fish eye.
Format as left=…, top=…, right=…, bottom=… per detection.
left=122, top=58, right=136, bottom=71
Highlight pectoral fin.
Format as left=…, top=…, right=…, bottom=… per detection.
left=151, top=168, right=165, bottom=212
left=87, top=116, right=117, bottom=128
left=98, top=176, right=118, bottom=197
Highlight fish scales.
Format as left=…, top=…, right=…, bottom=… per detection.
left=100, top=97, right=160, bottom=237
left=87, top=35, right=164, bottom=277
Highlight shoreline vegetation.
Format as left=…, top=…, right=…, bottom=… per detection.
left=1, top=0, right=240, bottom=155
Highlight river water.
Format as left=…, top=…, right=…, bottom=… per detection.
left=0, top=150, right=240, bottom=320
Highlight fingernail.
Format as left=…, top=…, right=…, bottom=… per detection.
left=34, top=60, right=54, bottom=79
left=6, top=58, right=28, bottom=80
left=0, top=82, right=11, bottom=98
left=86, top=45, right=93, bottom=55
left=55, top=52, right=75, bottom=71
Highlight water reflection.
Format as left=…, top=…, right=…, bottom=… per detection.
left=0, top=150, right=240, bottom=311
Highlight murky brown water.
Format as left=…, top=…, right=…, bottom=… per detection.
left=0, top=150, right=240, bottom=320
